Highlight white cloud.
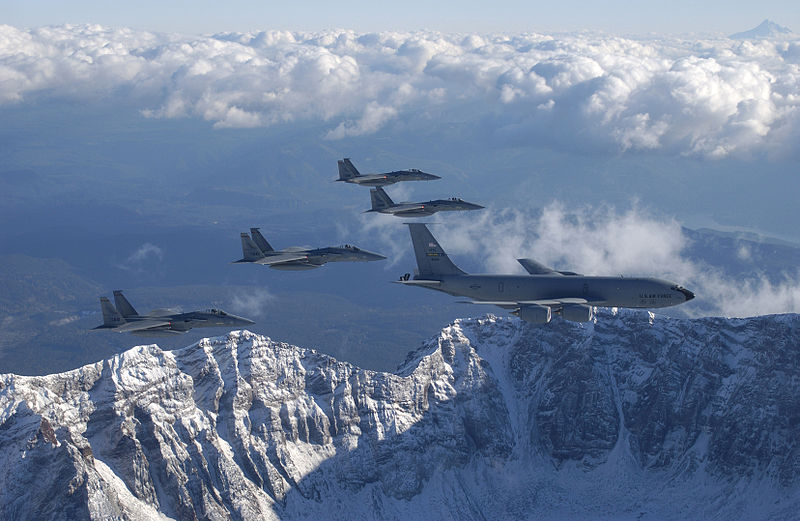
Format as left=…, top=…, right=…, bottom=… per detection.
left=115, top=243, right=164, bottom=271
left=1, top=24, right=800, bottom=157
left=228, top=287, right=275, bottom=318
left=127, top=243, right=164, bottom=264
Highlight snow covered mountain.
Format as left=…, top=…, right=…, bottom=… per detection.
left=730, top=19, right=795, bottom=39
left=1, top=310, right=799, bottom=520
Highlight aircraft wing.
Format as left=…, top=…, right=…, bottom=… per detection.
left=113, top=319, right=172, bottom=332
left=392, top=279, right=441, bottom=286
left=459, top=297, right=593, bottom=308
left=255, top=253, right=309, bottom=266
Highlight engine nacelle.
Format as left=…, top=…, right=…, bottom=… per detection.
left=518, top=304, right=552, bottom=324
left=561, top=304, right=594, bottom=322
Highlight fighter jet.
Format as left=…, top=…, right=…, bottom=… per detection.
left=366, top=187, right=484, bottom=217
left=91, top=290, right=254, bottom=336
left=337, top=158, right=440, bottom=187
left=395, top=224, right=695, bottom=323
left=234, top=227, right=386, bottom=270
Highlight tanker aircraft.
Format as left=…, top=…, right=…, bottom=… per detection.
left=366, top=187, right=483, bottom=217
left=234, top=228, right=386, bottom=270
left=394, top=224, right=694, bottom=323
left=337, top=158, right=440, bottom=187
left=91, top=290, right=254, bottom=336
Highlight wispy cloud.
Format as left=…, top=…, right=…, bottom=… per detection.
left=126, top=243, right=164, bottom=264
left=114, top=242, right=164, bottom=272
left=228, top=287, right=275, bottom=318
left=1, top=25, right=799, bottom=158
left=49, top=315, right=80, bottom=327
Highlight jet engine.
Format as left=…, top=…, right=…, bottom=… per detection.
left=517, top=304, right=552, bottom=324
left=561, top=304, right=594, bottom=322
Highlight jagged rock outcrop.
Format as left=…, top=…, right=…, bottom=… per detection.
left=1, top=310, right=799, bottom=520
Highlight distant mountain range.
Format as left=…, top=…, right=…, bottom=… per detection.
left=731, top=19, right=794, bottom=39
left=1, top=310, right=799, bottom=520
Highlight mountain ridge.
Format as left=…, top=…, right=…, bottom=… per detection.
left=1, top=310, right=799, bottom=519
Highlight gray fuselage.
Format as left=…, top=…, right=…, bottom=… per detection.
left=427, top=274, right=692, bottom=308
left=266, top=245, right=386, bottom=270
left=345, top=170, right=440, bottom=187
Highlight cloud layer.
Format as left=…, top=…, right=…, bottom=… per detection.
left=2, top=24, right=799, bottom=157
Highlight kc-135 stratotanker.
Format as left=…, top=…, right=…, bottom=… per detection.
left=395, top=223, right=694, bottom=323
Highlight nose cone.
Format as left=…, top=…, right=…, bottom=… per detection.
left=676, top=287, right=695, bottom=302
left=469, top=202, right=485, bottom=210
left=231, top=314, right=255, bottom=325
left=362, top=250, right=387, bottom=262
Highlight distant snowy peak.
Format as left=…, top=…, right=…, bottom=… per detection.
left=731, top=19, right=794, bottom=39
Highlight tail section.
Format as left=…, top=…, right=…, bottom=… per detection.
left=250, top=228, right=274, bottom=253
left=338, top=158, right=361, bottom=181
left=113, top=290, right=139, bottom=318
left=407, top=223, right=466, bottom=276
left=369, top=187, right=395, bottom=211
left=240, top=233, right=265, bottom=261
left=98, top=297, right=125, bottom=328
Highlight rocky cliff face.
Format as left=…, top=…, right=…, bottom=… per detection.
left=1, top=310, right=799, bottom=520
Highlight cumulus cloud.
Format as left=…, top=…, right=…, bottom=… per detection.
left=365, top=202, right=800, bottom=318
left=1, top=24, right=799, bottom=157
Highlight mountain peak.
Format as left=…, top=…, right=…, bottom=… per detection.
left=730, top=19, right=794, bottom=39
left=2, top=312, right=800, bottom=519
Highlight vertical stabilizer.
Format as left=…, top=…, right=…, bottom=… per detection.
left=113, top=290, right=139, bottom=318
left=369, top=187, right=395, bottom=211
left=250, top=228, right=274, bottom=252
left=100, top=297, right=125, bottom=327
left=338, top=158, right=361, bottom=180
left=407, top=223, right=465, bottom=276
left=240, top=233, right=265, bottom=261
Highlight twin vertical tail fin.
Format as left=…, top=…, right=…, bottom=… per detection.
left=337, top=158, right=361, bottom=181
left=407, top=223, right=465, bottom=276
left=240, top=233, right=265, bottom=262
left=113, top=290, right=139, bottom=318
left=369, top=187, right=395, bottom=211
left=250, top=228, right=274, bottom=253
left=98, top=297, right=125, bottom=328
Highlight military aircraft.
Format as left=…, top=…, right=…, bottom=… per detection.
left=366, top=187, right=484, bottom=217
left=234, top=227, right=386, bottom=270
left=394, top=223, right=695, bottom=323
left=91, top=290, right=255, bottom=336
left=337, top=158, right=441, bottom=187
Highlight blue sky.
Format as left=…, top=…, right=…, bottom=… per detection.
left=4, top=0, right=798, bottom=35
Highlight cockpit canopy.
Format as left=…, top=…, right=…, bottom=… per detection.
left=340, top=244, right=360, bottom=251
left=206, top=308, right=228, bottom=316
